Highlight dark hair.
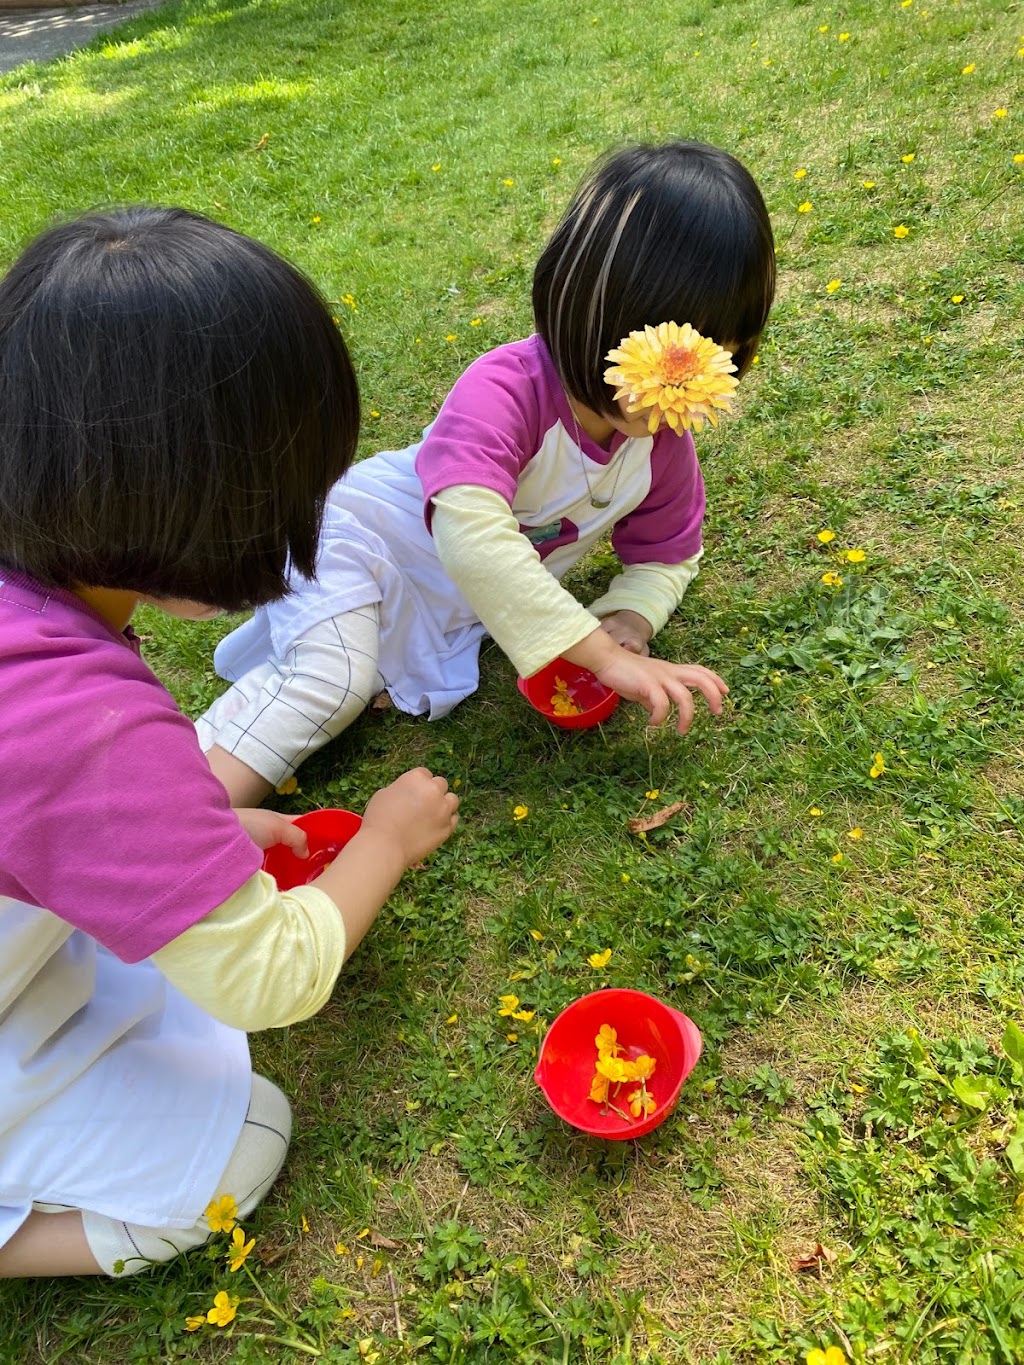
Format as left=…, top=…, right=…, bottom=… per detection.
left=0, top=206, right=359, bottom=611
left=532, top=141, right=775, bottom=415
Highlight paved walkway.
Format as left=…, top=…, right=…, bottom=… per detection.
left=0, top=0, right=163, bottom=74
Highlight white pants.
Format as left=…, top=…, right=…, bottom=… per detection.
left=196, top=607, right=383, bottom=787
left=42, top=1073, right=293, bottom=1276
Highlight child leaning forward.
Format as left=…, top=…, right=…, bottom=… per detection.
left=0, top=207, right=458, bottom=1279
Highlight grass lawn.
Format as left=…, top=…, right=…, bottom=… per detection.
left=2, top=0, right=1024, bottom=1359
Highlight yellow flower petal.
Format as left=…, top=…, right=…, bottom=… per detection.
left=993, top=108, right=1008, bottom=119
left=821, top=571, right=844, bottom=587
left=901, top=152, right=915, bottom=163
left=826, top=279, right=842, bottom=294
left=529, top=928, right=544, bottom=941
left=809, top=806, right=823, bottom=816
left=848, top=827, right=864, bottom=840
left=961, top=63, right=975, bottom=74
left=798, top=200, right=812, bottom=213
left=894, top=224, right=910, bottom=238
left=513, top=804, right=529, bottom=821
left=817, top=528, right=836, bottom=543
left=862, top=179, right=876, bottom=189
left=845, top=548, right=866, bottom=563
left=588, top=948, right=613, bottom=969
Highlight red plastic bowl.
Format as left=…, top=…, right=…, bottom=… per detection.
left=261, top=807, right=362, bottom=890
left=516, top=657, right=619, bottom=730
left=534, top=988, right=702, bottom=1139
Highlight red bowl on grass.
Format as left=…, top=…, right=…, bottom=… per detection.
left=516, top=657, right=619, bottom=730
left=534, top=988, right=702, bottom=1139
left=261, top=807, right=362, bottom=890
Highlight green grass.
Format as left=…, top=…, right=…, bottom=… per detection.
left=2, top=0, right=1024, bottom=1360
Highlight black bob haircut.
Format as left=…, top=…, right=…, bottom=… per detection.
left=0, top=206, right=359, bottom=612
left=532, top=141, right=776, bottom=416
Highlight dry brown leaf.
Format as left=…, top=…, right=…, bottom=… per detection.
left=370, top=1232, right=402, bottom=1250
left=627, top=800, right=689, bottom=834
left=790, top=1242, right=837, bottom=1273
left=370, top=689, right=393, bottom=711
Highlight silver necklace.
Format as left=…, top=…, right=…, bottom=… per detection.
left=567, top=402, right=627, bottom=510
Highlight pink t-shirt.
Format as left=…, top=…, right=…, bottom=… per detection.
left=0, top=571, right=262, bottom=963
left=415, top=334, right=705, bottom=566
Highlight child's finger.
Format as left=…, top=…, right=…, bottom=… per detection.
left=278, top=820, right=310, bottom=857
left=683, top=671, right=727, bottom=714
left=644, top=686, right=671, bottom=728
left=668, top=684, right=696, bottom=736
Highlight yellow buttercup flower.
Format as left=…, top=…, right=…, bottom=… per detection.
left=826, top=279, right=842, bottom=294
left=845, top=548, right=866, bottom=563
left=185, top=1315, right=206, bottom=1332
left=596, top=1054, right=634, bottom=1084
left=628, top=1087, right=657, bottom=1117
left=862, top=179, right=876, bottom=189
left=870, top=751, right=886, bottom=778
left=588, top=948, right=613, bottom=969
left=821, top=571, right=844, bottom=587
left=830, top=851, right=844, bottom=864
left=513, top=804, right=529, bottom=821
left=207, top=1291, right=239, bottom=1328
left=595, top=1024, right=620, bottom=1058
left=894, top=224, right=910, bottom=238
left=807, top=1348, right=848, bottom=1365
left=645, top=788, right=660, bottom=799
left=993, top=108, right=1008, bottom=119
left=228, top=1227, right=255, bottom=1272
left=794, top=167, right=808, bottom=179
left=839, top=32, right=850, bottom=41
left=817, top=529, right=836, bottom=543
left=798, top=200, right=812, bottom=213
left=962, top=62, right=975, bottom=74
left=512, top=1008, right=536, bottom=1022
left=205, top=1194, right=238, bottom=1234
left=901, top=152, right=915, bottom=163
left=603, top=322, right=738, bottom=434
left=589, top=1071, right=610, bottom=1103
left=809, top=806, right=823, bottom=816
left=497, top=994, right=520, bottom=1016
left=529, top=928, right=544, bottom=941
left=848, top=827, right=864, bottom=840
left=951, top=294, right=964, bottom=304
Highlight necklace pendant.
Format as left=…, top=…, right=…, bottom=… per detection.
left=590, top=495, right=612, bottom=509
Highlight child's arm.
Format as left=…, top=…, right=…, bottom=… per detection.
left=430, top=486, right=726, bottom=734
left=152, top=768, right=458, bottom=1030
left=590, top=555, right=704, bottom=654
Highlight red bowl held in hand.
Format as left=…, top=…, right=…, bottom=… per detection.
left=261, top=807, right=362, bottom=891
left=516, top=657, right=619, bottom=730
left=534, top=988, right=702, bottom=1140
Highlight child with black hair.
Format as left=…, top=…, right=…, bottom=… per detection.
left=0, top=207, right=459, bottom=1279
left=199, top=140, right=777, bottom=807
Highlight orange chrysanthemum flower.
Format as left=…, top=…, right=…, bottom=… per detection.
left=604, top=322, right=739, bottom=434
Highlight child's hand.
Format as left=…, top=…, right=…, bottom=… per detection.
left=361, top=767, right=460, bottom=867
left=599, top=610, right=653, bottom=656
left=563, top=628, right=727, bottom=735
left=236, top=808, right=310, bottom=857
left=594, top=655, right=728, bottom=734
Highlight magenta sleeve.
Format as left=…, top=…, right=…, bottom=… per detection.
left=611, top=430, right=706, bottom=565
left=415, top=344, right=546, bottom=522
